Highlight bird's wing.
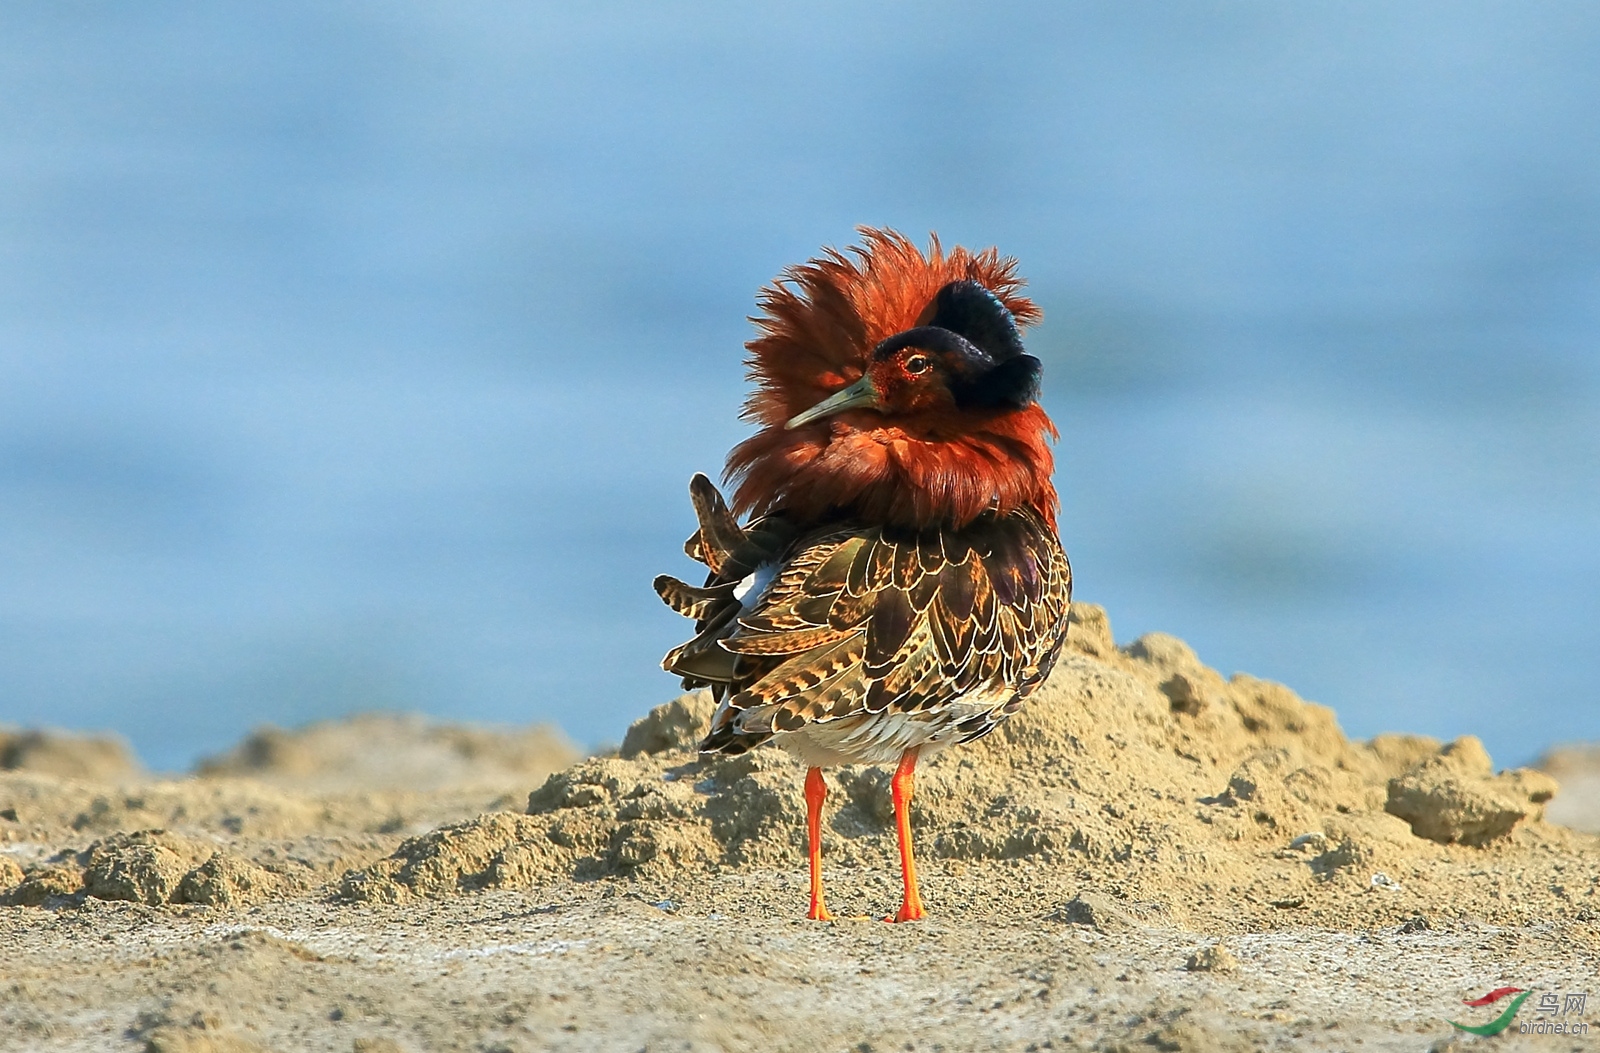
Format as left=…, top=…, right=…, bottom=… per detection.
left=687, top=508, right=1071, bottom=752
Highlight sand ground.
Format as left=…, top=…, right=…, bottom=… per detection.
left=5, top=885, right=1598, bottom=1053
left=3, top=605, right=1597, bottom=1052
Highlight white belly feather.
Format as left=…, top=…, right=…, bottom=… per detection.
left=770, top=680, right=1017, bottom=767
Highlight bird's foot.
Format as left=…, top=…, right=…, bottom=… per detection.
left=806, top=902, right=835, bottom=922
left=885, top=902, right=925, bottom=923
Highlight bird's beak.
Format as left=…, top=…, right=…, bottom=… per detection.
left=784, top=374, right=881, bottom=430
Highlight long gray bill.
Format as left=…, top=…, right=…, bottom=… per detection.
left=784, top=374, right=881, bottom=429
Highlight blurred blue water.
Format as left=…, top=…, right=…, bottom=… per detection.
left=0, top=2, right=1596, bottom=770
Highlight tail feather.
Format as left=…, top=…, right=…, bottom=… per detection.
left=653, top=575, right=737, bottom=620
left=687, top=473, right=748, bottom=575
left=661, top=600, right=742, bottom=681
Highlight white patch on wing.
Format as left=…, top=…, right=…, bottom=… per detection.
left=733, top=561, right=779, bottom=609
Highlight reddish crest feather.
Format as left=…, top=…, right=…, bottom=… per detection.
left=726, top=227, right=1059, bottom=531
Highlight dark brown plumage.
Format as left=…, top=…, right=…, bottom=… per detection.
left=654, top=229, right=1071, bottom=921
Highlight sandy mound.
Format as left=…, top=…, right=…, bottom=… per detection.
left=0, top=726, right=139, bottom=781
left=338, top=604, right=1593, bottom=933
left=1539, top=743, right=1600, bottom=834
left=0, top=715, right=579, bottom=911
left=197, top=712, right=578, bottom=793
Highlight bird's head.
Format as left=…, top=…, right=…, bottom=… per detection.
left=782, top=279, right=1042, bottom=431
left=726, top=229, right=1059, bottom=531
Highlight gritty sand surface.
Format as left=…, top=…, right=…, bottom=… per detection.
left=2, top=604, right=1597, bottom=1052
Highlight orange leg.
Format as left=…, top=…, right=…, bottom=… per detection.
left=804, top=766, right=833, bottom=921
left=889, top=747, right=926, bottom=922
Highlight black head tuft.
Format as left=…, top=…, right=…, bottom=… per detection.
left=957, top=352, right=1041, bottom=410
left=925, top=280, right=1027, bottom=362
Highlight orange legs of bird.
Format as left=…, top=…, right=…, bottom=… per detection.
left=804, top=766, right=833, bottom=921
left=805, top=753, right=924, bottom=923
left=890, top=747, right=926, bottom=922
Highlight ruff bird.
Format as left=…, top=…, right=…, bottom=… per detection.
left=655, top=228, right=1071, bottom=921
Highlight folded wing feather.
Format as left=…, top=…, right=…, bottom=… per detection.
left=657, top=477, right=1071, bottom=756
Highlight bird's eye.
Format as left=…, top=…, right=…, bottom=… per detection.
left=904, top=354, right=931, bottom=375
